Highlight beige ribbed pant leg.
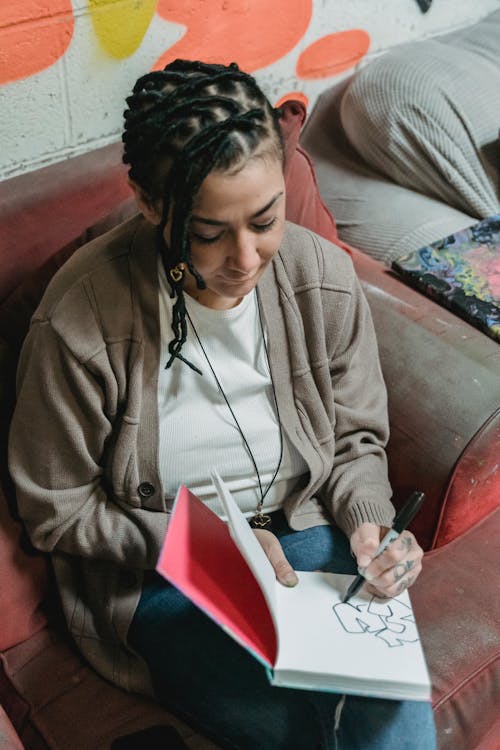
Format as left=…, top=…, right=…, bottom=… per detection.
left=340, top=11, right=500, bottom=220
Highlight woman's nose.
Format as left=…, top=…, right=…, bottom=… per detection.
left=228, top=232, right=260, bottom=272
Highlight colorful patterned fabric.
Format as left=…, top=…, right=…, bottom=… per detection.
left=393, top=215, right=500, bottom=343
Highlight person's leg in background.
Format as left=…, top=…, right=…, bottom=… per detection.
left=340, top=24, right=500, bottom=220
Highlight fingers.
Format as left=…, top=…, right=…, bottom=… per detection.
left=366, top=531, right=423, bottom=598
left=351, top=523, right=424, bottom=599
left=350, top=522, right=383, bottom=570
left=253, top=529, right=298, bottom=587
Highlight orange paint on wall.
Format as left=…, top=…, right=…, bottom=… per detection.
left=275, top=91, right=309, bottom=109
left=0, top=0, right=74, bottom=85
left=296, top=30, right=370, bottom=79
left=155, top=0, right=312, bottom=72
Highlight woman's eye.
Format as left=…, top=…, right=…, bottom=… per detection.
left=191, top=217, right=277, bottom=243
left=191, top=232, right=222, bottom=244
left=253, top=217, right=278, bottom=232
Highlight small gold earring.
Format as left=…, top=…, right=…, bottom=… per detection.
left=169, top=263, right=185, bottom=283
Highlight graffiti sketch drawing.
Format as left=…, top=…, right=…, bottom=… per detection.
left=332, top=596, right=419, bottom=648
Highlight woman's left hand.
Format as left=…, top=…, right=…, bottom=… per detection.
left=349, top=522, right=423, bottom=599
left=253, top=528, right=299, bottom=587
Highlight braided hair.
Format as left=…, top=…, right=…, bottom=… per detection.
left=122, top=59, right=284, bottom=371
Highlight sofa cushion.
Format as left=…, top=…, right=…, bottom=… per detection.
left=280, top=99, right=339, bottom=245
left=0, top=199, right=137, bottom=356
left=0, top=146, right=132, bottom=303
left=0, top=628, right=218, bottom=750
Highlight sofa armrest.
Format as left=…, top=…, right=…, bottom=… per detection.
left=352, top=247, right=500, bottom=550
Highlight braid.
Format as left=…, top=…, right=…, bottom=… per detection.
left=122, top=60, right=284, bottom=371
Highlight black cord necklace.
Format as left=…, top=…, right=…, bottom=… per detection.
left=185, top=290, right=283, bottom=530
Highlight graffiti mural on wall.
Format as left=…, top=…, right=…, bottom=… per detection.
left=0, top=0, right=370, bottom=95
left=0, top=0, right=74, bottom=84
left=153, top=0, right=313, bottom=71
left=89, top=0, right=158, bottom=59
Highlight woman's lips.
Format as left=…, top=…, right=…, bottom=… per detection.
left=219, top=273, right=258, bottom=284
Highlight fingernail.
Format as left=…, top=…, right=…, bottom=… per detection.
left=283, top=572, right=298, bottom=587
left=358, top=555, right=371, bottom=569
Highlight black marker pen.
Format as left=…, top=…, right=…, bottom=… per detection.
left=342, top=491, right=425, bottom=603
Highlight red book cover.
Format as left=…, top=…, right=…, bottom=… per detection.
left=156, top=485, right=277, bottom=666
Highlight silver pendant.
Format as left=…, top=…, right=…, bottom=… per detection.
left=249, top=513, right=272, bottom=530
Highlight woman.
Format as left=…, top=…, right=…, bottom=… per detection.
left=9, top=60, right=435, bottom=749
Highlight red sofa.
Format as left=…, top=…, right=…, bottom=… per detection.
left=0, top=112, right=499, bottom=749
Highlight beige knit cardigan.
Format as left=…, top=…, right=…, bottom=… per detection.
left=9, top=216, right=394, bottom=695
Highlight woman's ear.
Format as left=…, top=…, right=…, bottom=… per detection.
left=128, top=178, right=162, bottom=225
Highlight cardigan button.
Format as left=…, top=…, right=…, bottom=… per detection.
left=138, top=481, right=155, bottom=498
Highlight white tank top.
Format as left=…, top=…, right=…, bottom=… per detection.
left=157, top=259, right=308, bottom=520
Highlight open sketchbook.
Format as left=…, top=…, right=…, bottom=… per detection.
left=156, top=471, right=431, bottom=701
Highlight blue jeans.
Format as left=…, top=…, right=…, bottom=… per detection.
left=129, top=512, right=436, bottom=750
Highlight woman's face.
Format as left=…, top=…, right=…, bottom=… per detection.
left=170, top=155, right=286, bottom=309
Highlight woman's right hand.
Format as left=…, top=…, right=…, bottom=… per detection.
left=252, top=528, right=298, bottom=587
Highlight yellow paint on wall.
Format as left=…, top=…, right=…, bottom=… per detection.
left=88, top=0, right=157, bottom=59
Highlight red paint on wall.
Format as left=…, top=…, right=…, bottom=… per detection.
left=155, top=0, right=312, bottom=72
left=296, top=30, right=370, bottom=79
left=0, top=0, right=74, bottom=85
